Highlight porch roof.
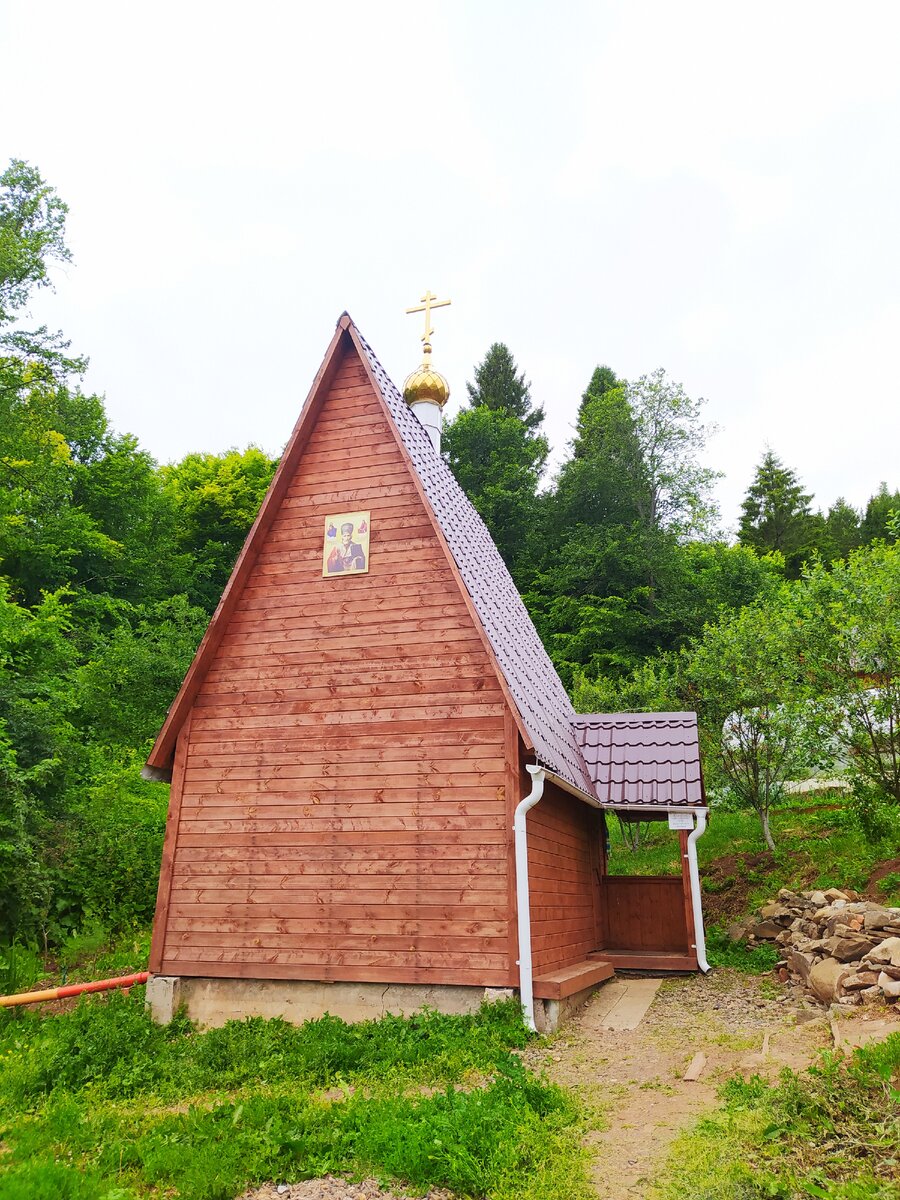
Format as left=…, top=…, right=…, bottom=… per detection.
left=572, top=712, right=706, bottom=808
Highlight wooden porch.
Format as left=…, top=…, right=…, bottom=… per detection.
left=593, top=840, right=699, bottom=971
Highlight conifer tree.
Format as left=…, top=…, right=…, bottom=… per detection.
left=554, top=367, right=643, bottom=529
left=860, top=482, right=900, bottom=544
left=444, top=343, right=547, bottom=582
left=465, top=342, right=544, bottom=430
left=738, top=450, right=816, bottom=577
left=822, top=498, right=861, bottom=561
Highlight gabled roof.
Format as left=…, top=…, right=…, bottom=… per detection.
left=147, top=313, right=594, bottom=797
left=351, top=323, right=595, bottom=797
left=573, top=712, right=706, bottom=807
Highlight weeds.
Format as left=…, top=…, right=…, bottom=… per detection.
left=705, top=925, right=780, bottom=973
left=0, top=993, right=589, bottom=1200
left=654, top=1033, right=900, bottom=1199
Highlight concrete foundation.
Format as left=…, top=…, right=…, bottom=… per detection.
left=146, top=975, right=609, bottom=1033
left=146, top=975, right=512, bottom=1029
left=533, top=980, right=609, bottom=1034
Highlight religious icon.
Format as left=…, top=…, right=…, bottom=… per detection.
left=322, top=511, right=370, bottom=576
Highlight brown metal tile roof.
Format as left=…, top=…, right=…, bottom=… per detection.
left=573, top=712, right=705, bottom=807
left=352, top=322, right=596, bottom=798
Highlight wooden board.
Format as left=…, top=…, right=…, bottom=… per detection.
left=533, top=958, right=615, bottom=1000
left=600, top=876, right=691, bottom=954
left=527, top=782, right=605, bottom=974
left=152, top=336, right=515, bottom=987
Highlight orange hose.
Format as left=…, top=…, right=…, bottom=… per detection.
left=0, top=971, right=149, bottom=1008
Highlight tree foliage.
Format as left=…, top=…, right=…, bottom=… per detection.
left=682, top=597, right=817, bottom=850
left=738, top=450, right=817, bottom=577
left=627, top=368, right=720, bottom=539
left=465, top=341, right=544, bottom=430
left=444, top=344, right=548, bottom=582
left=796, top=542, right=900, bottom=818
left=0, top=159, right=72, bottom=326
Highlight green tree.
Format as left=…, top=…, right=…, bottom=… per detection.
left=465, top=341, right=544, bottom=430
left=161, top=447, right=277, bottom=612
left=0, top=367, right=177, bottom=606
left=683, top=597, right=817, bottom=850
left=627, top=368, right=720, bottom=539
left=0, top=159, right=71, bottom=326
left=554, top=369, right=642, bottom=532
left=651, top=541, right=783, bottom=648
left=738, top=450, right=816, bottom=577
left=0, top=583, right=82, bottom=939
left=534, top=365, right=731, bottom=680
left=797, top=542, right=900, bottom=817
left=444, top=344, right=548, bottom=582
left=821, top=497, right=861, bottom=562
left=860, top=483, right=900, bottom=545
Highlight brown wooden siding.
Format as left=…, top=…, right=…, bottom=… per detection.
left=527, top=783, right=603, bottom=973
left=152, top=349, right=514, bottom=986
left=600, top=877, right=690, bottom=953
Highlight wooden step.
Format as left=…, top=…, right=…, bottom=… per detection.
left=532, top=959, right=615, bottom=1000
left=588, top=950, right=697, bottom=972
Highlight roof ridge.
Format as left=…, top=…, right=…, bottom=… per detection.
left=350, top=320, right=596, bottom=798
left=574, top=711, right=697, bottom=723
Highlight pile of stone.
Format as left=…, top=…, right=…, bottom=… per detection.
left=736, top=888, right=900, bottom=1007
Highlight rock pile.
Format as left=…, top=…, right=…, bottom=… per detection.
left=735, top=888, right=900, bottom=1007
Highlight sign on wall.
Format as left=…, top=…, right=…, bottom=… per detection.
left=322, top=511, right=370, bottom=576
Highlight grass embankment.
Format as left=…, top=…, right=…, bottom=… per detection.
left=0, top=993, right=592, bottom=1200
left=655, top=1033, right=900, bottom=1200
left=607, top=792, right=900, bottom=924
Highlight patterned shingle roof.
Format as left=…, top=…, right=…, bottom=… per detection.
left=573, top=712, right=705, bottom=807
left=351, top=321, right=596, bottom=798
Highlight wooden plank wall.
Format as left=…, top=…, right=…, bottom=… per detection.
left=527, top=783, right=603, bottom=973
left=155, top=348, right=515, bottom=986
left=601, top=877, right=689, bottom=953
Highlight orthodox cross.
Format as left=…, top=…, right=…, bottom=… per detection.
left=405, top=290, right=451, bottom=347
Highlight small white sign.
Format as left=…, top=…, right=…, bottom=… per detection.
left=668, top=812, right=695, bottom=831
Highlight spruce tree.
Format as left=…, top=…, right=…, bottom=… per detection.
left=444, top=343, right=548, bottom=582
left=738, top=450, right=815, bottom=576
left=822, top=498, right=861, bottom=561
left=465, top=342, right=544, bottom=431
left=860, top=482, right=900, bottom=544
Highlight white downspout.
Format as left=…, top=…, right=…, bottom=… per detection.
left=686, top=811, right=710, bottom=972
left=514, top=764, right=545, bottom=1031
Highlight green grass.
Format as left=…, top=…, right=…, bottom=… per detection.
left=703, top=926, right=780, bottom=973
left=607, top=793, right=900, bottom=919
left=653, top=1033, right=900, bottom=1200
left=0, top=992, right=592, bottom=1200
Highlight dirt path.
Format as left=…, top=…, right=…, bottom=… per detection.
left=528, top=970, right=830, bottom=1199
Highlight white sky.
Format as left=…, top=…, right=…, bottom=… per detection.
left=3, top=0, right=899, bottom=532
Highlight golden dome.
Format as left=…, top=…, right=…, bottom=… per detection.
left=402, top=344, right=451, bottom=409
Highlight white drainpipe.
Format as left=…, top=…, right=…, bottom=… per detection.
left=685, top=811, right=710, bottom=972
left=514, top=764, right=545, bottom=1031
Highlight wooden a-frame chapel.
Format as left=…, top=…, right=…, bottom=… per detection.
left=145, top=311, right=709, bottom=1032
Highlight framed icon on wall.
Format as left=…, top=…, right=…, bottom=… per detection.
left=322, top=512, right=370, bottom=576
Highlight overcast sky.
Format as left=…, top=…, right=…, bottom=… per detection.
left=3, top=1, right=898, bottom=531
